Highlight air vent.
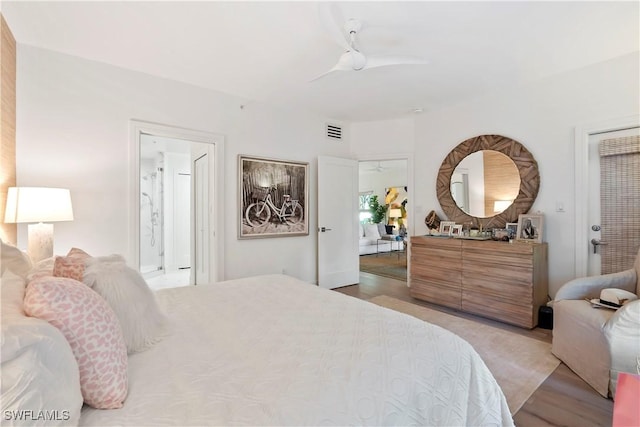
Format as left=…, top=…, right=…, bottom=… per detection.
left=326, top=123, right=342, bottom=141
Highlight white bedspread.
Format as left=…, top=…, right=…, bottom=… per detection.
left=80, top=274, right=513, bottom=426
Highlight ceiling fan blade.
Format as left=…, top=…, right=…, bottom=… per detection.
left=309, top=51, right=365, bottom=82
left=362, top=55, right=429, bottom=70
left=309, top=69, right=339, bottom=83
left=317, top=3, right=350, bottom=50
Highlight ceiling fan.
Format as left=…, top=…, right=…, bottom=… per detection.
left=313, top=10, right=428, bottom=81
left=363, top=161, right=389, bottom=173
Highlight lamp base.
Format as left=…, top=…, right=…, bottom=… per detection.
left=28, top=223, right=54, bottom=263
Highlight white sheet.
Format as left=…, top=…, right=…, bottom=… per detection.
left=80, top=274, right=513, bottom=426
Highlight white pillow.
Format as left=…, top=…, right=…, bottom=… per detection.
left=1, top=239, right=33, bottom=279
left=1, top=270, right=83, bottom=426
left=82, top=255, right=168, bottom=354
left=358, top=224, right=364, bottom=238
left=363, top=223, right=381, bottom=240
left=26, top=256, right=56, bottom=282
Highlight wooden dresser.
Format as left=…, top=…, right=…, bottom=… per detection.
left=410, top=236, right=548, bottom=329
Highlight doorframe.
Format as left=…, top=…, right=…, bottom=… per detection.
left=573, top=114, right=640, bottom=277
left=129, top=120, right=226, bottom=281
left=358, top=153, right=413, bottom=286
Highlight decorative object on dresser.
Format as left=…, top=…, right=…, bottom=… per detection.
left=439, top=221, right=455, bottom=235
left=436, top=134, right=540, bottom=229
left=516, top=213, right=544, bottom=243
left=424, top=209, right=441, bottom=231
left=409, top=236, right=548, bottom=329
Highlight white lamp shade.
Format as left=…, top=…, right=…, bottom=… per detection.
left=4, top=187, right=74, bottom=223
left=389, top=208, right=402, bottom=218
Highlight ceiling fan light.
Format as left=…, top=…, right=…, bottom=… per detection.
left=348, top=50, right=366, bottom=71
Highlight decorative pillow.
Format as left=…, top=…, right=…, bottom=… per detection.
left=358, top=224, right=364, bottom=238
left=53, top=248, right=92, bottom=282
left=24, top=276, right=128, bottom=409
left=83, top=255, right=168, bottom=354
left=363, top=223, right=381, bottom=240
left=26, top=256, right=56, bottom=282
left=1, top=239, right=33, bottom=279
left=67, top=247, right=91, bottom=258
left=1, top=270, right=83, bottom=425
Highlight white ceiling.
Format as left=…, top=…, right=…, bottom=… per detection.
left=3, top=1, right=638, bottom=122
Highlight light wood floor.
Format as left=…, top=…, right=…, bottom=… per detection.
left=334, top=270, right=614, bottom=427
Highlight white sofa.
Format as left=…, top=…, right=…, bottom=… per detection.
left=359, top=223, right=404, bottom=255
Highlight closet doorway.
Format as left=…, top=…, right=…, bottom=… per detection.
left=130, top=121, right=225, bottom=289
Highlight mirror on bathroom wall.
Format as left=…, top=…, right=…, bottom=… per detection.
left=436, top=135, right=539, bottom=228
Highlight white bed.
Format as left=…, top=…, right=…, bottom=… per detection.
left=80, top=274, right=513, bottom=426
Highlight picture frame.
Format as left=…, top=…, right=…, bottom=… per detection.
left=506, top=222, right=518, bottom=239
left=451, top=224, right=463, bottom=236
left=439, top=221, right=456, bottom=235
left=516, top=214, right=544, bottom=243
left=238, top=155, right=309, bottom=239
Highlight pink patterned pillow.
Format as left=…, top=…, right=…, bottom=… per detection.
left=53, top=256, right=86, bottom=281
left=67, top=247, right=91, bottom=258
left=53, top=248, right=92, bottom=281
left=24, top=276, right=128, bottom=409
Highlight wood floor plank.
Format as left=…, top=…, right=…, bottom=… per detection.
left=334, top=263, right=613, bottom=427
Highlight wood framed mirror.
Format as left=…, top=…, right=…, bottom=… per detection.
left=436, top=134, right=540, bottom=229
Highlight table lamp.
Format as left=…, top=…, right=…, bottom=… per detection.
left=389, top=208, right=402, bottom=225
left=4, top=187, right=74, bottom=262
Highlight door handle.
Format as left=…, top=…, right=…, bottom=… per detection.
left=319, top=227, right=332, bottom=232
left=590, top=238, right=608, bottom=254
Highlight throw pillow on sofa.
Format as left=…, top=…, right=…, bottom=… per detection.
left=363, top=224, right=381, bottom=240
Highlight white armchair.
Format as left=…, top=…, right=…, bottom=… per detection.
left=552, top=249, right=640, bottom=398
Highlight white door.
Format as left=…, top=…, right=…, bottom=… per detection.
left=317, top=156, right=359, bottom=289
left=586, top=126, right=640, bottom=276
left=194, top=153, right=209, bottom=285
left=174, top=172, right=191, bottom=269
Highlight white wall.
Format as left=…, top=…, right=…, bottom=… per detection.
left=351, top=52, right=640, bottom=297
left=351, top=117, right=415, bottom=155
left=15, top=45, right=350, bottom=283
left=359, top=169, right=407, bottom=200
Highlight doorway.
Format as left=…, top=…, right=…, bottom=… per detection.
left=574, top=115, right=640, bottom=277
left=358, top=159, right=409, bottom=282
left=585, top=127, right=640, bottom=276
left=139, top=134, right=193, bottom=289
left=130, top=120, right=225, bottom=289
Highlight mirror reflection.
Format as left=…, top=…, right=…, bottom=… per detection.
left=450, top=150, right=520, bottom=218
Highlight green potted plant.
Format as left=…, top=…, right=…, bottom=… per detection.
left=368, top=195, right=387, bottom=224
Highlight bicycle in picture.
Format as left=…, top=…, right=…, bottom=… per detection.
left=245, top=185, right=303, bottom=227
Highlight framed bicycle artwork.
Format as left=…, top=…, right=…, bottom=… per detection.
left=238, top=155, right=309, bottom=239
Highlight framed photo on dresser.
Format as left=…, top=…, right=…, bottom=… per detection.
left=516, top=214, right=544, bottom=243
left=439, top=221, right=455, bottom=235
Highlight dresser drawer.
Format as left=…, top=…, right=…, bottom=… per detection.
left=462, top=291, right=534, bottom=328
left=410, top=278, right=462, bottom=310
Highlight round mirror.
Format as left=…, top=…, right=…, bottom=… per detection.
left=450, top=150, right=520, bottom=218
left=436, top=134, right=539, bottom=228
